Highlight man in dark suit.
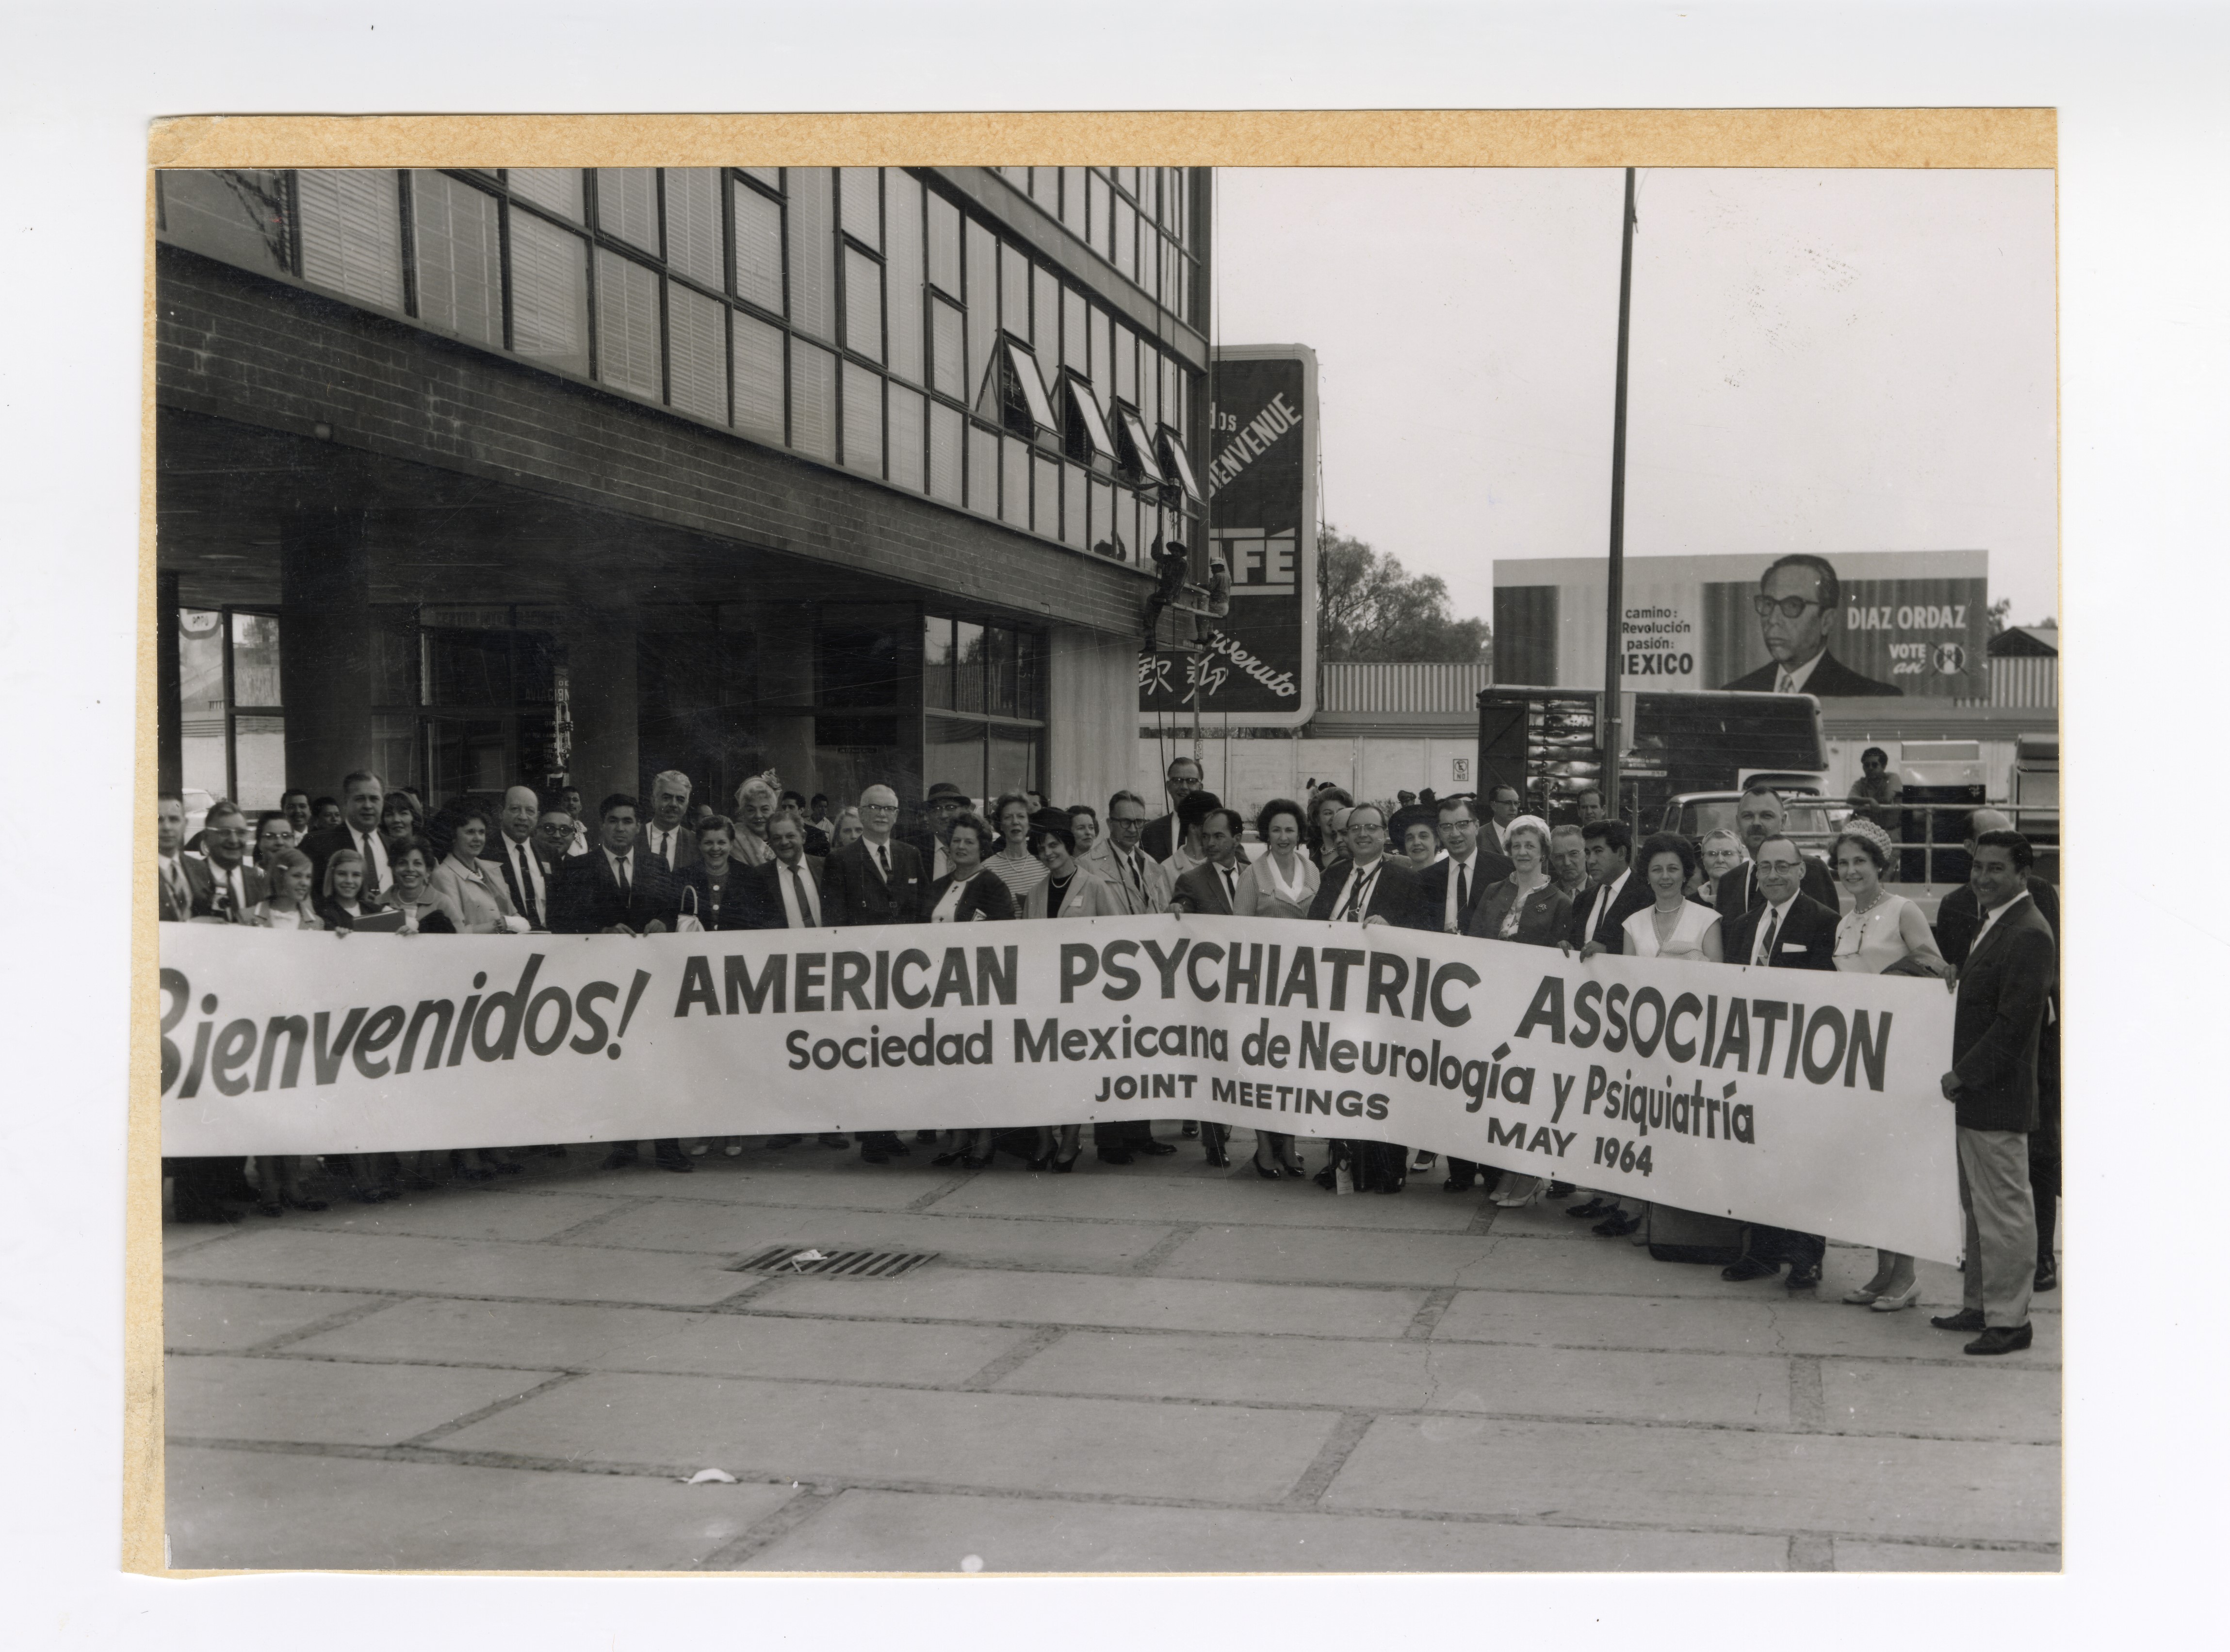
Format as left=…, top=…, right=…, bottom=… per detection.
left=741, top=813, right=828, bottom=931
left=549, top=793, right=688, bottom=1173
left=641, top=770, right=700, bottom=875
left=299, top=771, right=393, bottom=900
left=1930, top=832, right=2056, bottom=1355
left=1932, top=810, right=2061, bottom=1291
left=1716, top=834, right=1841, bottom=1290
left=184, top=801, right=269, bottom=921
left=1714, top=785, right=1840, bottom=915
left=157, top=791, right=194, bottom=923
left=1481, top=783, right=1522, bottom=860
left=1719, top=553, right=1903, bottom=697
left=819, top=784, right=925, bottom=1163
left=1141, top=755, right=1205, bottom=863
left=1417, top=794, right=1513, bottom=937
left=1303, top=802, right=1430, bottom=1192
left=1170, top=805, right=1248, bottom=915
left=485, top=784, right=555, bottom=930
left=1566, top=820, right=1653, bottom=956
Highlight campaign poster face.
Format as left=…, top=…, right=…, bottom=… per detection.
left=1139, top=345, right=1318, bottom=726
left=1491, top=551, right=1990, bottom=700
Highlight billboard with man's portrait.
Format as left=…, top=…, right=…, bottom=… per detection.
left=1492, top=551, right=1989, bottom=701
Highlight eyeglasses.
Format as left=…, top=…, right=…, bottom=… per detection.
left=1753, top=595, right=1824, bottom=620
left=862, top=803, right=899, bottom=815
left=1754, top=859, right=1803, bottom=873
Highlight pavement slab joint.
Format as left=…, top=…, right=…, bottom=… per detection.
left=1789, top=1356, right=1827, bottom=1432
left=245, top=1294, right=415, bottom=1355
left=1402, top=1287, right=1460, bottom=1342
left=1126, top=1222, right=1204, bottom=1277
left=396, top=1370, right=587, bottom=1449
left=1280, top=1411, right=1378, bottom=1508
left=959, top=1326, right=1068, bottom=1392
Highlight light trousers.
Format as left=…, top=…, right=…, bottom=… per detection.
left=1957, top=1126, right=2037, bottom=1328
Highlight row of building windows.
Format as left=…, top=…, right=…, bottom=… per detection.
left=156, top=166, right=1205, bottom=566
left=993, top=166, right=1199, bottom=324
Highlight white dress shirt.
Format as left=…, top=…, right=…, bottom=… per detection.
left=647, top=824, right=685, bottom=868
left=1330, top=857, right=1386, bottom=923
left=1971, top=888, right=2031, bottom=950
left=1750, top=894, right=1797, bottom=966
left=776, top=858, right=822, bottom=928
left=603, top=847, right=635, bottom=890
left=352, top=828, right=391, bottom=891
left=504, top=834, right=548, bottom=926
left=1773, top=651, right=1826, bottom=696
left=1442, top=850, right=1481, bottom=933
left=1583, top=868, right=1631, bottom=942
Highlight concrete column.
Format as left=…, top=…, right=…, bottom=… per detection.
left=157, top=570, right=182, bottom=795
left=564, top=613, right=639, bottom=804
left=1047, top=625, right=1137, bottom=815
left=754, top=601, right=816, bottom=805
left=278, top=510, right=373, bottom=797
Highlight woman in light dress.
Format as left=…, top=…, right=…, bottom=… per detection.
left=927, top=812, right=1018, bottom=1172
left=1830, top=819, right=1952, bottom=1313
left=1468, top=817, right=1576, bottom=1206
left=1232, top=799, right=1320, bottom=1178
left=731, top=777, right=780, bottom=868
left=1622, top=832, right=1725, bottom=963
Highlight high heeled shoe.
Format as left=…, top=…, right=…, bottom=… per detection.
left=1842, top=1278, right=1894, bottom=1306
left=962, top=1153, right=995, bottom=1170
left=1050, top=1153, right=1079, bottom=1174
left=1869, top=1281, right=1922, bottom=1312
left=1252, top=1159, right=1281, bottom=1180
left=931, top=1150, right=965, bottom=1167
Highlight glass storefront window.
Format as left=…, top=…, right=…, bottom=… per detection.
left=925, top=714, right=989, bottom=807
left=923, top=616, right=954, bottom=711
left=988, top=725, right=1039, bottom=798
left=952, top=620, right=985, bottom=714
left=230, top=613, right=282, bottom=707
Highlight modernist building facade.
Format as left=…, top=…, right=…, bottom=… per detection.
left=155, top=163, right=1209, bottom=827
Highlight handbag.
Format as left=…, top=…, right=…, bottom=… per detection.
left=674, top=884, right=706, bottom=934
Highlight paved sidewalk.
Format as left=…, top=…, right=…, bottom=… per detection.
left=162, top=1133, right=2060, bottom=1573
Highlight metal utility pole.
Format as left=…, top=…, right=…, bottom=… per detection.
left=1600, top=167, right=1637, bottom=821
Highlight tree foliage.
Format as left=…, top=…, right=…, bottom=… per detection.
left=1315, top=526, right=1493, bottom=664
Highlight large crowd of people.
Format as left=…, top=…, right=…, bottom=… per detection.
left=157, top=754, right=2059, bottom=1356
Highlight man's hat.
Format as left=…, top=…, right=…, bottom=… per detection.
left=923, top=781, right=969, bottom=805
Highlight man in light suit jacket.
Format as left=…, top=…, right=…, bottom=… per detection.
left=641, top=770, right=701, bottom=875
left=1083, top=790, right=1175, bottom=915
left=185, top=801, right=270, bottom=922
left=818, top=785, right=925, bottom=1162
left=1930, top=832, right=2056, bottom=1356
left=1716, top=834, right=1840, bottom=1291
left=1715, top=784, right=1840, bottom=915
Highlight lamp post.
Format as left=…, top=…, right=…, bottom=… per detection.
left=1601, top=167, right=1637, bottom=822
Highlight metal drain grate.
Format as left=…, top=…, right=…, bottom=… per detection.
left=728, top=1246, right=937, bottom=1279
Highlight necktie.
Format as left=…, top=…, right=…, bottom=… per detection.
left=1456, top=861, right=1470, bottom=917
left=515, top=844, right=540, bottom=926
left=167, top=858, right=187, bottom=914
left=1122, top=853, right=1140, bottom=891
left=877, top=844, right=891, bottom=881
left=359, top=832, right=382, bottom=898
left=790, top=865, right=816, bottom=927
left=653, top=830, right=670, bottom=869
left=1341, top=866, right=1375, bottom=922
left=226, top=866, right=245, bottom=922
left=1221, top=866, right=1237, bottom=907
left=617, top=853, right=631, bottom=892
left=1775, top=670, right=1794, bottom=694
left=1758, top=907, right=1780, bottom=966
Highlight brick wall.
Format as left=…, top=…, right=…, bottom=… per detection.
left=155, top=243, right=1152, bottom=637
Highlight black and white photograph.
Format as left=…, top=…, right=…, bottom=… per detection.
left=148, top=146, right=2064, bottom=1575
left=15, top=4, right=2230, bottom=1636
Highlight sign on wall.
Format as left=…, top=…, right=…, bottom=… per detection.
left=1140, top=345, right=1318, bottom=727
left=1493, top=551, right=1989, bottom=701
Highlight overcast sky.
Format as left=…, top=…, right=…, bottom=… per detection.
left=1212, top=167, right=2060, bottom=630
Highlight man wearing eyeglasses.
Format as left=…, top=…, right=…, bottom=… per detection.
left=819, top=783, right=927, bottom=1165
left=1716, top=833, right=1841, bottom=1291
left=1721, top=554, right=1903, bottom=698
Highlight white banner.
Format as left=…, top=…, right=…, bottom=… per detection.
left=159, top=916, right=1962, bottom=1259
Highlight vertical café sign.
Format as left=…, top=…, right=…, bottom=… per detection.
left=1140, top=344, right=1318, bottom=726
